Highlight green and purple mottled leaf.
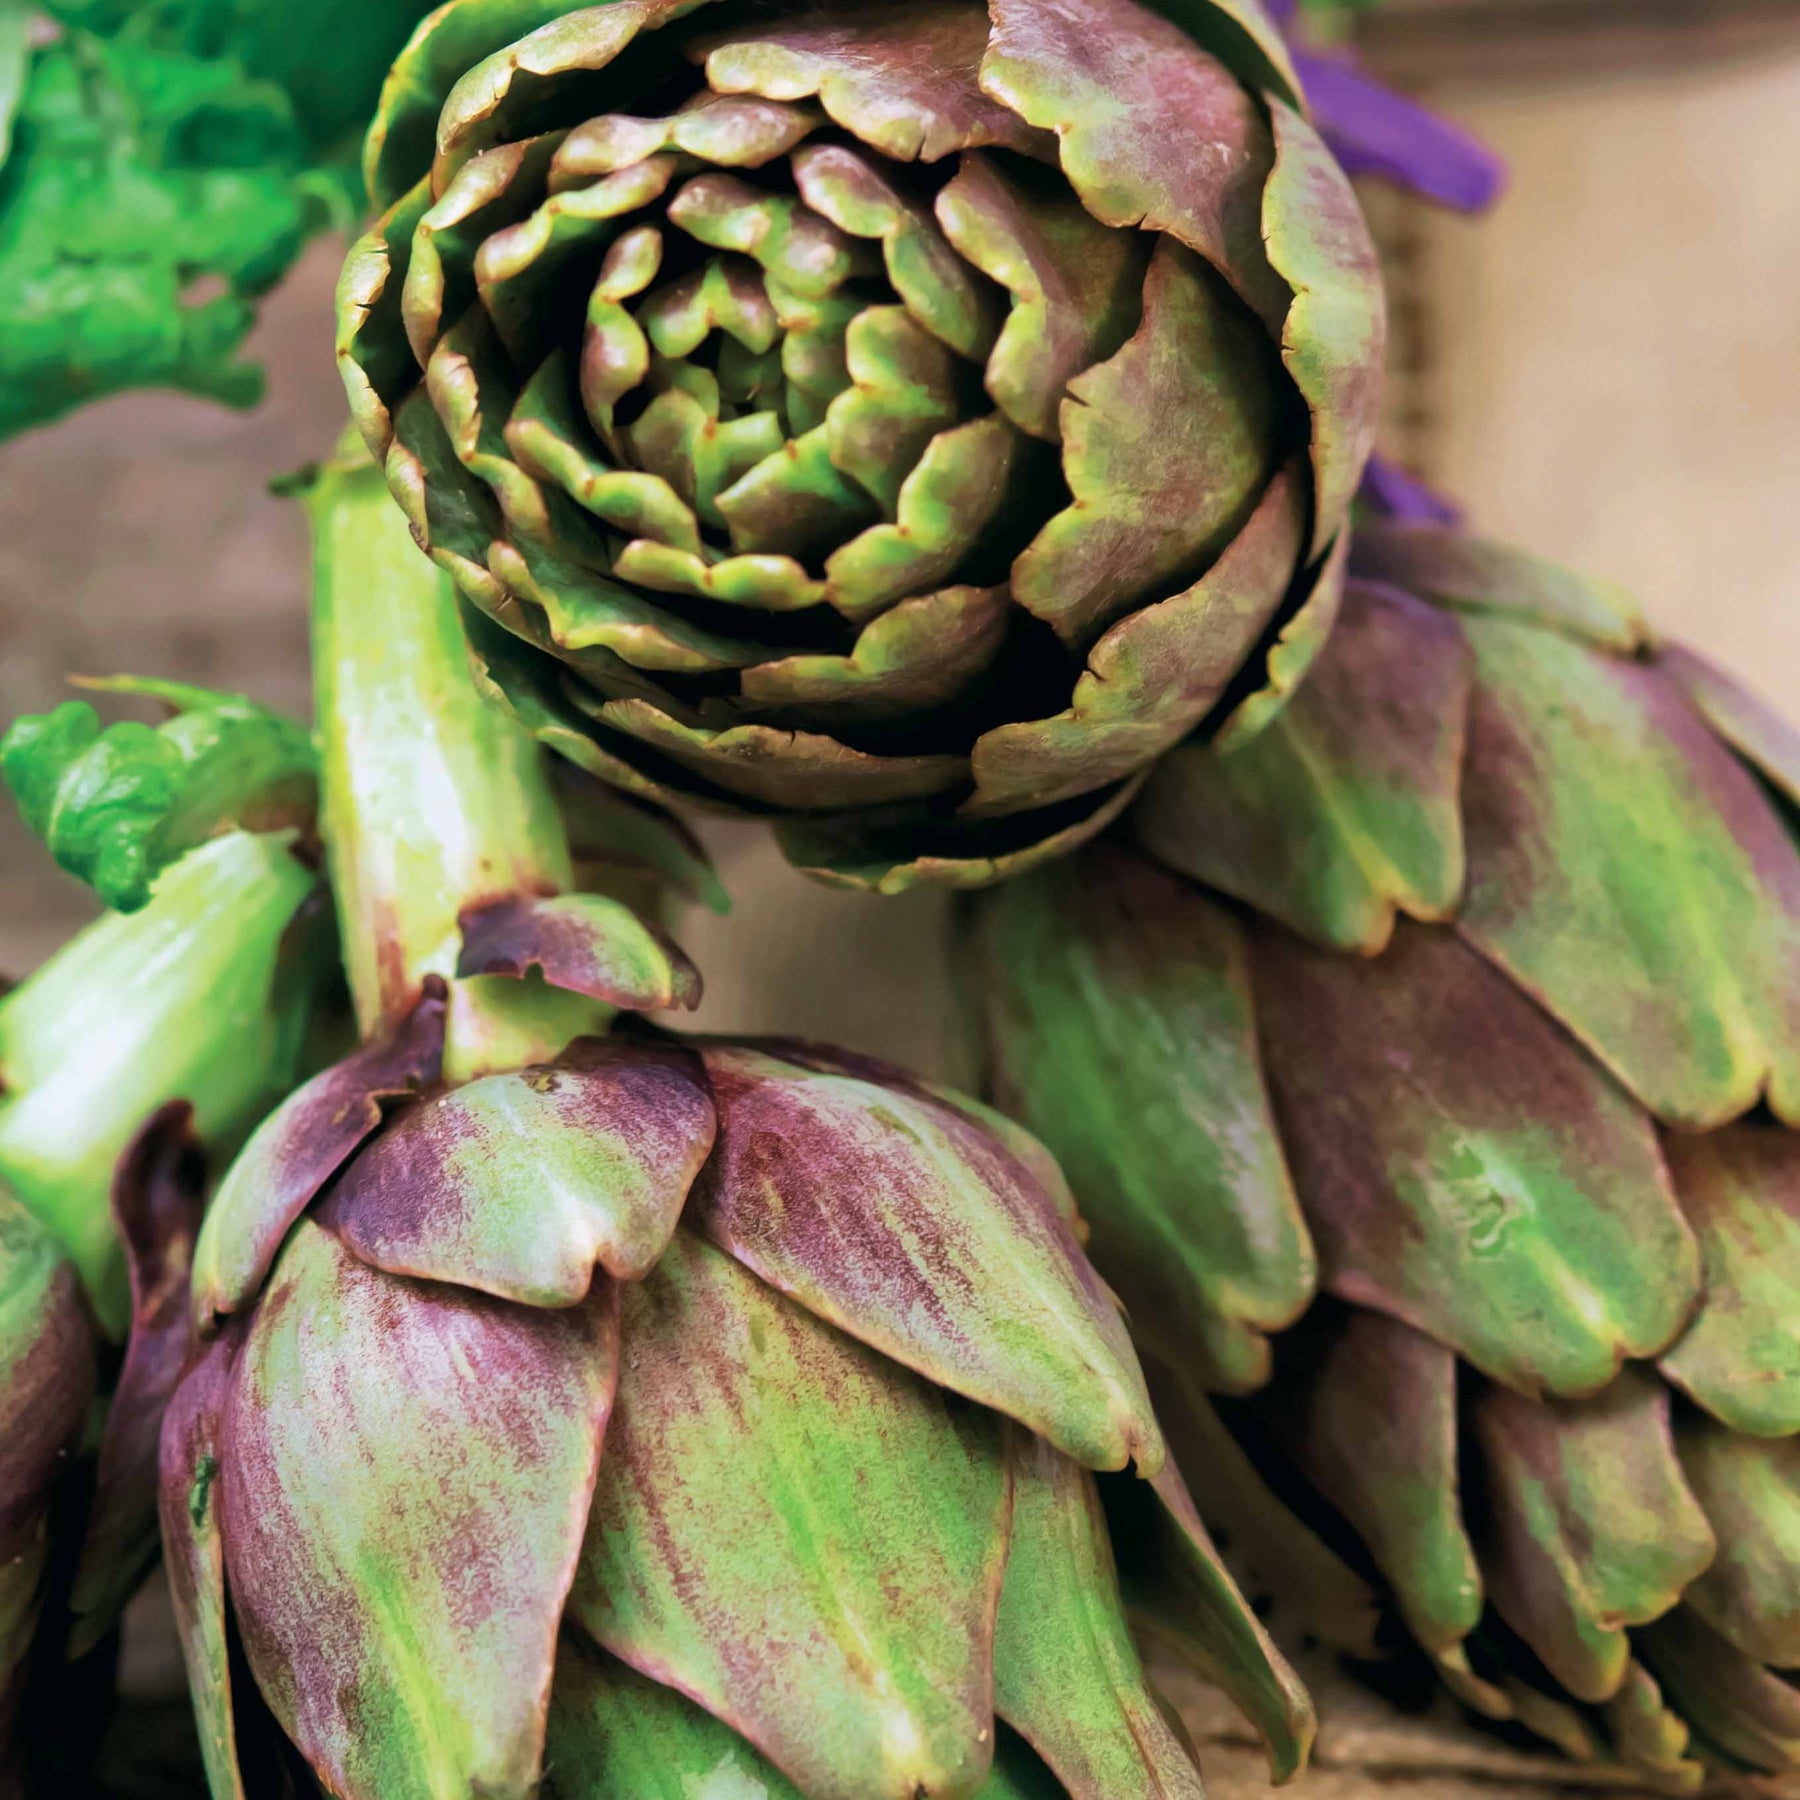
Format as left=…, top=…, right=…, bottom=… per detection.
left=322, top=1038, right=714, bottom=1305
left=981, top=0, right=1289, bottom=328
left=1133, top=580, right=1471, bottom=953
left=595, top=698, right=970, bottom=811
left=742, top=584, right=1011, bottom=723
left=0, top=1184, right=95, bottom=1737
left=1659, top=1125, right=1800, bottom=1437
left=1351, top=523, right=1647, bottom=652
left=1468, top=1367, right=1716, bottom=1705
left=1251, top=920, right=1701, bottom=1398
left=1658, top=641, right=1800, bottom=814
left=777, top=779, right=1142, bottom=897
left=1458, top=615, right=1800, bottom=1129
left=219, top=1220, right=616, bottom=1800
left=961, top=845, right=1312, bottom=1396
left=70, top=1107, right=205, bottom=1656
left=992, top=1431, right=1206, bottom=1798
left=457, top=891, right=703, bottom=1012
left=935, top=150, right=1149, bottom=443
left=1676, top=1415, right=1800, bottom=1669
left=690, top=1040, right=1163, bottom=1472
left=1008, top=236, right=1282, bottom=651
left=572, top=1230, right=1010, bottom=1800
left=1262, top=98, right=1384, bottom=559
left=546, top=1637, right=809, bottom=1800
left=1246, top=1305, right=1483, bottom=1667
left=970, top=463, right=1307, bottom=815
left=697, top=0, right=1054, bottom=165
left=1638, top=1609, right=1800, bottom=1776
left=189, top=983, right=447, bottom=1326
left=157, top=1325, right=246, bottom=1800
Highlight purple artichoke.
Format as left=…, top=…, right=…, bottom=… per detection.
left=160, top=1001, right=1316, bottom=1798
left=145, top=448, right=1314, bottom=1800
left=960, top=522, right=1800, bottom=1781
left=338, top=0, right=1387, bottom=892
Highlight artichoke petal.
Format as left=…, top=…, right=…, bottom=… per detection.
left=1469, top=1367, right=1717, bottom=1706
left=1676, top=1417, right=1800, bottom=1668
left=1132, top=578, right=1471, bottom=954
left=1252, top=919, right=1701, bottom=1398
left=697, top=0, right=1055, bottom=165
left=1009, top=237, right=1283, bottom=652
left=189, top=980, right=447, bottom=1327
left=972, top=461, right=1308, bottom=816
left=456, top=890, right=703, bottom=1012
left=981, top=0, right=1289, bottom=330
left=218, top=1219, right=617, bottom=1800
left=1659, top=1126, right=1800, bottom=1437
left=571, top=1229, right=1010, bottom=1800
left=1457, top=614, right=1800, bottom=1129
left=993, top=1432, right=1205, bottom=1799
left=691, top=1040, right=1163, bottom=1472
left=960, top=844, right=1313, bottom=1395
left=1350, top=521, right=1648, bottom=652
left=1261, top=97, right=1385, bottom=559
left=936, top=149, right=1150, bottom=445
left=322, top=1037, right=714, bottom=1303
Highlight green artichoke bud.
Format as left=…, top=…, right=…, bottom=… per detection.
left=338, top=0, right=1385, bottom=892
left=0, top=1179, right=94, bottom=1784
left=959, top=524, right=1800, bottom=1783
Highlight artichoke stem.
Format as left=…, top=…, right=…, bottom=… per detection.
left=304, top=445, right=604, bottom=1070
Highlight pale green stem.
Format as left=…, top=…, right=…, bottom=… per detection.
left=304, top=448, right=605, bottom=1078
left=0, top=830, right=317, bottom=1329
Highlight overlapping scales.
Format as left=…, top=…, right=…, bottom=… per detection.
left=155, top=913, right=1314, bottom=1798
left=961, top=521, right=1800, bottom=1784
left=339, top=0, right=1385, bottom=890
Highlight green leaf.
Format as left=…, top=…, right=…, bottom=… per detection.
left=2, top=682, right=316, bottom=912
left=0, top=1, right=439, bottom=439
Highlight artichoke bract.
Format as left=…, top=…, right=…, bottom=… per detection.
left=960, top=523, right=1800, bottom=1783
left=153, top=451, right=1313, bottom=1800
left=338, top=0, right=1384, bottom=891
left=0, top=1184, right=94, bottom=1785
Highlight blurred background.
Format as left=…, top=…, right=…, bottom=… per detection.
left=4, top=0, right=1798, bottom=1078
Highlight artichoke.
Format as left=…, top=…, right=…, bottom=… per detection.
left=167, top=1006, right=1314, bottom=1800
left=151, top=446, right=1313, bottom=1800
left=0, top=1179, right=93, bottom=1786
left=960, top=522, right=1800, bottom=1782
left=338, top=0, right=1386, bottom=892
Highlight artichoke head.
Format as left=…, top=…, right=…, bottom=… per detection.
left=338, top=0, right=1386, bottom=891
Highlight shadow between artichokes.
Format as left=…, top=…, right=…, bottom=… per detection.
left=337, top=0, right=1385, bottom=893
left=959, top=521, right=1800, bottom=1786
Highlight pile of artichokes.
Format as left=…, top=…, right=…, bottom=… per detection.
left=0, top=0, right=1794, bottom=1796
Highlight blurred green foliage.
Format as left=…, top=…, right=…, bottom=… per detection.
left=0, top=0, right=435, bottom=439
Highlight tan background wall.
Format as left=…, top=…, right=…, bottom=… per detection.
left=3, top=19, right=1798, bottom=1075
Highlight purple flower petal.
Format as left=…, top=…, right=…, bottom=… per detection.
left=1359, top=453, right=1464, bottom=527
left=1290, top=51, right=1506, bottom=213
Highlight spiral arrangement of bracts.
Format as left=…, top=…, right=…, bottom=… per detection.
left=963, top=521, right=1800, bottom=1785
left=338, top=0, right=1384, bottom=891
